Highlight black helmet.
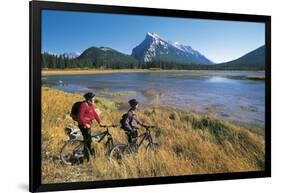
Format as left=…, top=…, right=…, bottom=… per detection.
left=84, top=92, right=95, bottom=100
left=128, top=99, right=139, bottom=107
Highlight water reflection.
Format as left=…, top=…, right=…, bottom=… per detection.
left=43, top=71, right=265, bottom=128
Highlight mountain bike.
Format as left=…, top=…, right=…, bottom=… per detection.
left=60, top=125, right=118, bottom=165
left=109, top=125, right=159, bottom=162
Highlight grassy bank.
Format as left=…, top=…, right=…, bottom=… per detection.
left=42, top=87, right=265, bottom=183
left=42, top=68, right=264, bottom=76
left=246, top=75, right=265, bottom=80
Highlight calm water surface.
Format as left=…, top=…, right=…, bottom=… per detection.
left=43, top=71, right=265, bottom=128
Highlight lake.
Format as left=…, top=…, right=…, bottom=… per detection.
left=43, top=71, right=265, bottom=128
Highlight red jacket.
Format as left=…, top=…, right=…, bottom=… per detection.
left=78, top=101, right=101, bottom=127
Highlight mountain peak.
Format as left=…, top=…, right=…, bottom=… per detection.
left=146, top=32, right=162, bottom=40
left=100, top=47, right=113, bottom=51
left=132, top=32, right=213, bottom=65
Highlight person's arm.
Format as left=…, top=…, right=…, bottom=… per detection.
left=136, top=118, right=142, bottom=125
left=135, top=114, right=144, bottom=127
left=92, top=105, right=101, bottom=124
left=78, top=102, right=87, bottom=127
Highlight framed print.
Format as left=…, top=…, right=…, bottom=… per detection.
left=30, top=1, right=271, bottom=192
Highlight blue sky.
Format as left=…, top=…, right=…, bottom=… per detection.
left=42, top=10, right=265, bottom=63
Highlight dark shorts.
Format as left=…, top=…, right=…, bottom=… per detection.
left=126, top=129, right=138, bottom=144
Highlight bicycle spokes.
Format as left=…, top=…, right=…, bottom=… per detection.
left=60, top=140, right=85, bottom=165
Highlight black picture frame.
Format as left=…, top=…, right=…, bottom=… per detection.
left=29, top=0, right=271, bottom=192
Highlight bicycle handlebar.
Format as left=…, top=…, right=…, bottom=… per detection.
left=99, top=124, right=155, bottom=129
left=141, top=125, right=156, bottom=129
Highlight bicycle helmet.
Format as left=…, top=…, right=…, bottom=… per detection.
left=128, top=99, right=139, bottom=107
left=84, top=92, right=95, bottom=100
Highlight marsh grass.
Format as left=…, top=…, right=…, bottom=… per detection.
left=41, top=87, right=265, bottom=183
left=245, top=76, right=265, bottom=80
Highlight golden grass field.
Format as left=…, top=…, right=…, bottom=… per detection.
left=42, top=87, right=265, bottom=184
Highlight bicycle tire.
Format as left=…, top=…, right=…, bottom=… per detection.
left=146, top=142, right=159, bottom=151
left=104, top=139, right=114, bottom=156
left=60, top=140, right=85, bottom=165
left=109, top=144, right=131, bottom=162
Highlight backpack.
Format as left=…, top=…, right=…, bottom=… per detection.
left=120, top=112, right=129, bottom=131
left=70, top=101, right=89, bottom=121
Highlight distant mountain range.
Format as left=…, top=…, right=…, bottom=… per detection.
left=132, top=32, right=213, bottom=65
left=78, top=46, right=138, bottom=68
left=213, top=45, right=265, bottom=70
left=43, top=51, right=80, bottom=59
left=42, top=32, right=265, bottom=70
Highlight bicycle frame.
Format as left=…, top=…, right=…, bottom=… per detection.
left=91, top=128, right=112, bottom=144
left=90, top=125, right=118, bottom=151
left=135, top=127, right=153, bottom=149
left=61, top=125, right=118, bottom=165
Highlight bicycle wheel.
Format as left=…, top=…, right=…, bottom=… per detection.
left=60, top=140, right=84, bottom=165
left=109, top=144, right=130, bottom=162
left=104, top=138, right=114, bottom=156
left=146, top=142, right=159, bottom=151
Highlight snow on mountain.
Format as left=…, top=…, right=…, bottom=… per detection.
left=100, top=47, right=113, bottom=51
left=131, top=32, right=213, bottom=65
left=43, top=51, right=60, bottom=56
left=43, top=51, right=80, bottom=59
left=61, top=52, right=81, bottom=59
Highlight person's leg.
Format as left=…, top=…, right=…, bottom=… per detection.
left=126, top=132, right=132, bottom=143
left=126, top=129, right=138, bottom=144
left=127, top=129, right=137, bottom=152
left=131, top=129, right=138, bottom=145
left=85, top=128, right=93, bottom=155
left=78, top=124, right=90, bottom=161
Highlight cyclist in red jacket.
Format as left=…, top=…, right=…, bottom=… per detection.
left=78, top=92, right=102, bottom=160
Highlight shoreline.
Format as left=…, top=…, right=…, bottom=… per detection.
left=42, top=86, right=264, bottom=132
left=42, top=68, right=265, bottom=76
